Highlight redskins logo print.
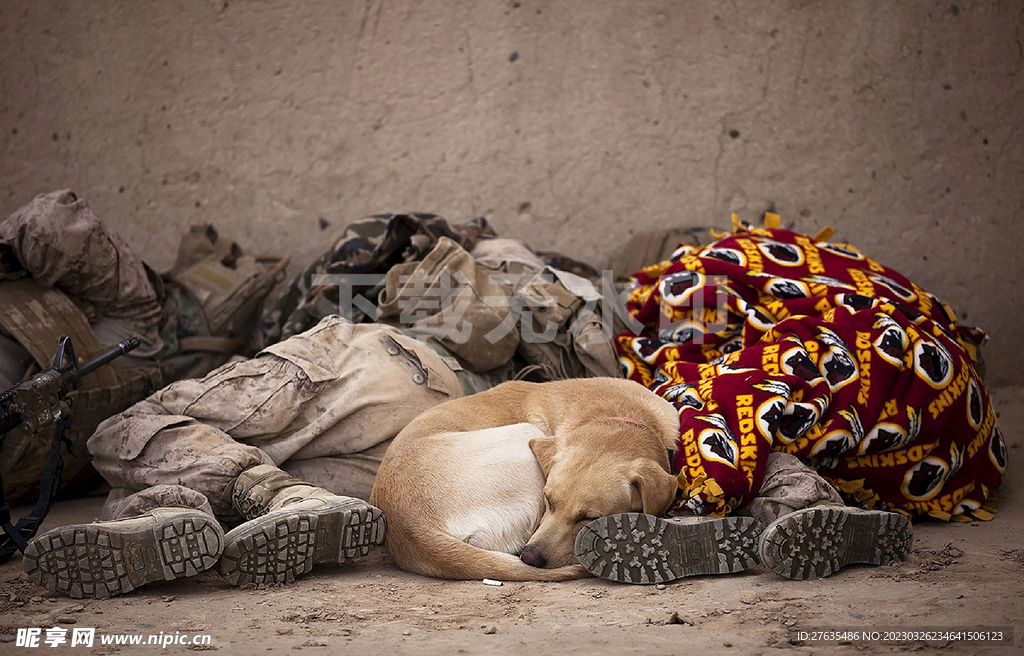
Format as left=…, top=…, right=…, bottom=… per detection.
left=836, top=293, right=878, bottom=311
left=804, top=275, right=855, bottom=291
left=912, top=339, right=954, bottom=389
left=816, top=241, right=865, bottom=260
left=660, top=270, right=703, bottom=306
left=811, top=430, right=854, bottom=469
left=966, top=378, right=984, bottom=429
left=668, top=244, right=696, bottom=262
left=660, top=319, right=705, bottom=344
left=781, top=347, right=824, bottom=384
left=953, top=498, right=981, bottom=518
left=757, top=398, right=786, bottom=442
left=837, top=406, right=865, bottom=445
left=757, top=240, right=805, bottom=267
left=895, top=301, right=927, bottom=325
left=704, top=247, right=746, bottom=267
left=698, top=427, right=739, bottom=468
left=662, top=383, right=704, bottom=411
left=777, top=402, right=819, bottom=443
left=947, top=442, right=964, bottom=484
left=720, top=335, right=743, bottom=354
left=869, top=274, right=917, bottom=303
left=873, top=326, right=908, bottom=367
left=632, top=337, right=671, bottom=365
left=821, top=346, right=859, bottom=391
left=989, top=425, right=1007, bottom=474
left=765, top=277, right=811, bottom=300
left=901, top=456, right=949, bottom=501
left=739, top=300, right=776, bottom=331
left=933, top=295, right=957, bottom=324
left=858, top=422, right=907, bottom=455
left=817, top=325, right=851, bottom=352
left=619, top=356, right=636, bottom=379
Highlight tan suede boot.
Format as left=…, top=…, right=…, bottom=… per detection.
left=217, top=465, right=385, bottom=586
left=23, top=507, right=223, bottom=599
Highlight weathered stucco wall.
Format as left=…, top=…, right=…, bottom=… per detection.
left=1, top=0, right=1022, bottom=383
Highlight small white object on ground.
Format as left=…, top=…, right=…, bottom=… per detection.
left=482, top=579, right=503, bottom=586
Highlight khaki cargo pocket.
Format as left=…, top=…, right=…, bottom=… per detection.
left=175, top=356, right=324, bottom=437
left=90, top=412, right=193, bottom=462
left=383, top=333, right=459, bottom=398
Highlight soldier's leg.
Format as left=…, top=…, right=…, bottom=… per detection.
left=248, top=316, right=468, bottom=470
left=64, top=315, right=463, bottom=590
left=214, top=318, right=468, bottom=585
left=87, top=401, right=272, bottom=524
left=280, top=441, right=390, bottom=502
left=752, top=453, right=913, bottom=580
left=574, top=513, right=763, bottom=584
left=23, top=485, right=223, bottom=599
left=575, top=452, right=913, bottom=585
left=216, top=465, right=385, bottom=586
left=24, top=365, right=267, bottom=600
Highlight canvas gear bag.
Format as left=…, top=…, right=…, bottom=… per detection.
left=161, top=224, right=289, bottom=380
left=377, top=237, right=518, bottom=372
left=260, top=213, right=496, bottom=346
left=378, top=237, right=618, bottom=379
left=513, top=267, right=619, bottom=380
left=170, top=224, right=290, bottom=343
left=0, top=279, right=160, bottom=503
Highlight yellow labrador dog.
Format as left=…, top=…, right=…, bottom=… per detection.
left=370, top=378, right=681, bottom=581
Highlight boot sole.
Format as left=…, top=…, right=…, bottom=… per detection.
left=574, top=512, right=763, bottom=584
left=22, top=511, right=223, bottom=599
left=217, top=499, right=386, bottom=586
left=759, top=506, right=913, bottom=580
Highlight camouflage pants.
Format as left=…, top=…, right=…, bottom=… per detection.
left=88, top=315, right=466, bottom=523
left=740, top=452, right=845, bottom=525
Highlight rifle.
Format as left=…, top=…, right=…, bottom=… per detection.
left=0, top=335, right=140, bottom=562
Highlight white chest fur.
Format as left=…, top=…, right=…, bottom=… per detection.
left=438, top=423, right=546, bottom=555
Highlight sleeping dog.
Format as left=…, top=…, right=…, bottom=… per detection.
left=369, top=378, right=681, bottom=580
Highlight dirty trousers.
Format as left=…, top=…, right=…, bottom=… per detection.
left=739, top=452, right=846, bottom=524
left=88, top=315, right=465, bottom=523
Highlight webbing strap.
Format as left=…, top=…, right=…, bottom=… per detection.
left=0, top=414, right=87, bottom=563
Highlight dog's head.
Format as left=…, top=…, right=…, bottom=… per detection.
left=521, top=419, right=678, bottom=568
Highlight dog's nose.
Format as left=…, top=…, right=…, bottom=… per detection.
left=520, top=545, right=548, bottom=568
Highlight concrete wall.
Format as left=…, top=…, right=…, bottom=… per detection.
left=1, top=0, right=1022, bottom=384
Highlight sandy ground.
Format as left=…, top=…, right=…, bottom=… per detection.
left=0, top=386, right=1021, bottom=655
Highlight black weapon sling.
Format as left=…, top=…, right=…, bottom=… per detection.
left=0, top=408, right=84, bottom=562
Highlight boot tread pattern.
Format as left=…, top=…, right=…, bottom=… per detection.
left=575, top=512, right=762, bottom=584
left=759, top=507, right=913, bottom=580
left=218, top=499, right=385, bottom=586
left=23, top=515, right=222, bottom=599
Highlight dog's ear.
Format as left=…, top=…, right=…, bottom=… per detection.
left=529, top=436, right=558, bottom=478
left=629, top=459, right=678, bottom=516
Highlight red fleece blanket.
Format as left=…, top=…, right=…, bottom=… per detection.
left=615, top=215, right=1004, bottom=521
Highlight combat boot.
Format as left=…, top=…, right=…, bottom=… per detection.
left=23, top=507, right=223, bottom=599
left=217, top=464, right=385, bottom=586
left=758, top=504, right=912, bottom=580
left=574, top=512, right=763, bottom=584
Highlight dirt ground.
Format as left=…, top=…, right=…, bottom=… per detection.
left=0, top=386, right=1021, bottom=655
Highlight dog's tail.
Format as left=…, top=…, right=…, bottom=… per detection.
left=385, top=525, right=588, bottom=582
